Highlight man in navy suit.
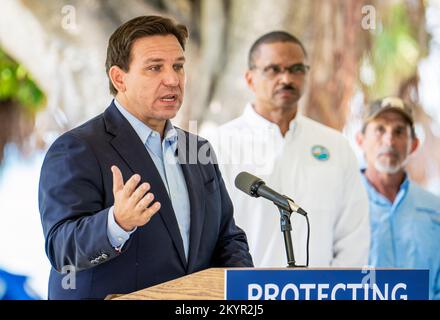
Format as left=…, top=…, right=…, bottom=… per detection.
left=38, top=15, right=253, bottom=300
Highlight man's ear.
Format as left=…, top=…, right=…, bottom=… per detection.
left=109, top=66, right=126, bottom=93
left=410, top=137, right=419, bottom=154
left=245, top=70, right=255, bottom=91
left=355, top=131, right=364, bottom=148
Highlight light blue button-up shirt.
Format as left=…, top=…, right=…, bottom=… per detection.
left=107, top=99, right=191, bottom=260
left=360, top=170, right=440, bottom=299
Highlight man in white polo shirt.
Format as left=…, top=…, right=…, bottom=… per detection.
left=210, top=31, right=370, bottom=267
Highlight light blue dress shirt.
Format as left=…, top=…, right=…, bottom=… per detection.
left=107, top=99, right=191, bottom=260
left=360, top=170, right=440, bottom=300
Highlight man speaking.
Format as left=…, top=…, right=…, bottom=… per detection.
left=38, top=15, right=253, bottom=300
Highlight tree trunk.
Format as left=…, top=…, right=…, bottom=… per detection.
left=304, top=0, right=370, bottom=131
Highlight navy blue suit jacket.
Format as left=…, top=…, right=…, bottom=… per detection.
left=38, top=103, right=253, bottom=299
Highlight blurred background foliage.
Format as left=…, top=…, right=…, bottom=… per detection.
left=0, top=48, right=45, bottom=113
left=0, top=47, right=45, bottom=163
left=364, top=2, right=425, bottom=99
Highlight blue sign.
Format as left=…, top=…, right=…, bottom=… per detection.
left=225, top=269, right=429, bottom=300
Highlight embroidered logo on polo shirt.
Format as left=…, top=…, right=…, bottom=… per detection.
left=311, top=145, right=330, bottom=161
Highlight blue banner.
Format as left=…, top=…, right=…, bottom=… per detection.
left=225, top=269, right=429, bottom=300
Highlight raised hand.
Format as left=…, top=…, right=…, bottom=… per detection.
left=111, top=165, right=161, bottom=231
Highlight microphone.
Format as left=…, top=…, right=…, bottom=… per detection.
left=234, top=171, right=307, bottom=216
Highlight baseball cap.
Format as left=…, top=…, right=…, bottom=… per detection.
left=364, top=96, right=414, bottom=126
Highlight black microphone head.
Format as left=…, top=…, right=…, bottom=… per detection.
left=234, top=171, right=265, bottom=197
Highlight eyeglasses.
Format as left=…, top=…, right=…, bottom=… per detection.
left=251, top=63, right=310, bottom=79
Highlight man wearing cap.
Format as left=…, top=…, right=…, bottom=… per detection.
left=356, top=97, right=440, bottom=299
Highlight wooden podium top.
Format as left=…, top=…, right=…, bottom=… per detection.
left=113, top=268, right=226, bottom=300
left=110, top=267, right=309, bottom=300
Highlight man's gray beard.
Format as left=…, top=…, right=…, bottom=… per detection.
left=374, top=158, right=409, bottom=174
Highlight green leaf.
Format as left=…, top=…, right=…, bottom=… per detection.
left=0, top=47, right=46, bottom=113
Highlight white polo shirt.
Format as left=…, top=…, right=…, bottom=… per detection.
left=209, top=103, right=370, bottom=267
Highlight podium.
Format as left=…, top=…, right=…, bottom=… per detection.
left=110, top=267, right=429, bottom=300
left=111, top=268, right=225, bottom=300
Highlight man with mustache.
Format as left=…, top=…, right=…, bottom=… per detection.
left=356, top=97, right=440, bottom=299
left=209, top=31, right=370, bottom=268
left=38, top=15, right=253, bottom=300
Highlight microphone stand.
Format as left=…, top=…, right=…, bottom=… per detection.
left=278, top=206, right=298, bottom=268
left=278, top=197, right=307, bottom=268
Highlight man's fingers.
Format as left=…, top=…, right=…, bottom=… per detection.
left=137, top=192, right=156, bottom=210
left=130, top=182, right=151, bottom=204
left=111, top=165, right=124, bottom=194
left=123, top=174, right=141, bottom=197
left=141, top=201, right=161, bottom=222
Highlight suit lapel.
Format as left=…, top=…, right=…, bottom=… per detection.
left=177, top=129, right=206, bottom=273
left=104, top=103, right=187, bottom=268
